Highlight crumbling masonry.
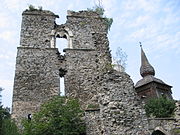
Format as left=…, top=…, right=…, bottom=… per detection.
left=12, top=9, right=180, bottom=135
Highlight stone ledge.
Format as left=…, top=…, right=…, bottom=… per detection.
left=17, top=47, right=58, bottom=50
left=148, top=118, right=176, bottom=120
left=22, top=10, right=59, bottom=18
left=85, top=108, right=100, bottom=112
left=67, top=10, right=102, bottom=18
left=63, top=48, right=95, bottom=52
left=67, top=15, right=105, bottom=19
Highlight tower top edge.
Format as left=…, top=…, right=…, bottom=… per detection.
left=22, top=10, right=59, bottom=18
left=67, top=10, right=102, bottom=18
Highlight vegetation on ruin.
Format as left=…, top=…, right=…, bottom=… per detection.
left=22, top=96, right=86, bottom=135
left=87, top=5, right=113, bottom=32
left=27, top=4, right=43, bottom=11
left=145, top=97, right=176, bottom=118
left=102, top=63, right=115, bottom=72
left=171, top=128, right=180, bottom=134
left=0, top=88, right=20, bottom=135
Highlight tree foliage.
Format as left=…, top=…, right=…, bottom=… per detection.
left=0, top=106, right=20, bottom=135
left=22, top=96, right=86, bottom=135
left=113, top=47, right=127, bottom=72
left=145, top=97, right=176, bottom=118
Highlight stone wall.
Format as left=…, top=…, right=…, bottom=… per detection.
left=12, top=10, right=60, bottom=122
left=85, top=70, right=150, bottom=135
left=20, top=10, right=58, bottom=48
left=12, top=9, right=111, bottom=122
left=12, top=48, right=60, bottom=123
left=54, top=11, right=112, bottom=107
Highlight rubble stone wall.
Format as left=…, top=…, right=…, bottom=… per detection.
left=85, top=71, right=150, bottom=135
left=12, top=47, right=60, bottom=122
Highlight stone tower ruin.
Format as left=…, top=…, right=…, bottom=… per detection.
left=12, top=9, right=180, bottom=135
left=12, top=9, right=111, bottom=123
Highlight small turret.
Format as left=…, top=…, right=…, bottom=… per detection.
left=135, top=43, right=173, bottom=101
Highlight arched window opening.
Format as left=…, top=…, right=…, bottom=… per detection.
left=56, top=35, right=68, bottom=55
left=152, top=130, right=166, bottom=135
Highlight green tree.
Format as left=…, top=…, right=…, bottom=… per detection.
left=0, top=87, right=20, bottom=135
left=113, top=47, right=128, bottom=72
left=1, top=118, right=20, bottom=135
left=145, top=97, right=176, bottom=118
left=22, top=96, right=86, bottom=135
left=0, top=106, right=20, bottom=135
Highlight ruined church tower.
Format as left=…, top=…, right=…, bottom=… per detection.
left=12, top=8, right=153, bottom=135
left=12, top=9, right=111, bottom=122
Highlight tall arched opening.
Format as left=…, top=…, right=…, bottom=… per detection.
left=55, top=32, right=69, bottom=96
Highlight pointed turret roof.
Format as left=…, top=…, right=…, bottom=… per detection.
left=140, top=45, right=155, bottom=77
left=135, top=44, right=171, bottom=88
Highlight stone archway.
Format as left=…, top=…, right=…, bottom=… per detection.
left=50, top=27, right=73, bottom=49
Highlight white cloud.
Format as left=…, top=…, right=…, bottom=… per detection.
left=129, top=15, right=151, bottom=28
left=0, top=80, right=13, bottom=89
left=102, top=0, right=117, bottom=16
left=0, top=50, right=16, bottom=61
left=0, top=31, right=16, bottom=43
left=0, top=54, right=10, bottom=59
left=119, top=0, right=180, bottom=55
left=3, top=0, right=62, bottom=12
left=0, top=13, right=11, bottom=28
left=133, top=0, right=159, bottom=12
left=67, top=3, right=75, bottom=10
left=0, top=79, right=13, bottom=107
left=3, top=0, right=26, bottom=11
left=137, top=0, right=159, bottom=13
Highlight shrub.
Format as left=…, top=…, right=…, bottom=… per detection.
left=22, top=96, right=86, bottom=135
left=1, top=119, right=20, bottom=135
left=0, top=106, right=20, bottom=135
left=28, top=5, right=43, bottom=11
left=145, top=97, right=176, bottom=118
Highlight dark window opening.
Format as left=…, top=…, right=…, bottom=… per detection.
left=152, top=130, right=166, bottom=135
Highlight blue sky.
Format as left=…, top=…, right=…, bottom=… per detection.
left=0, top=0, right=180, bottom=108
